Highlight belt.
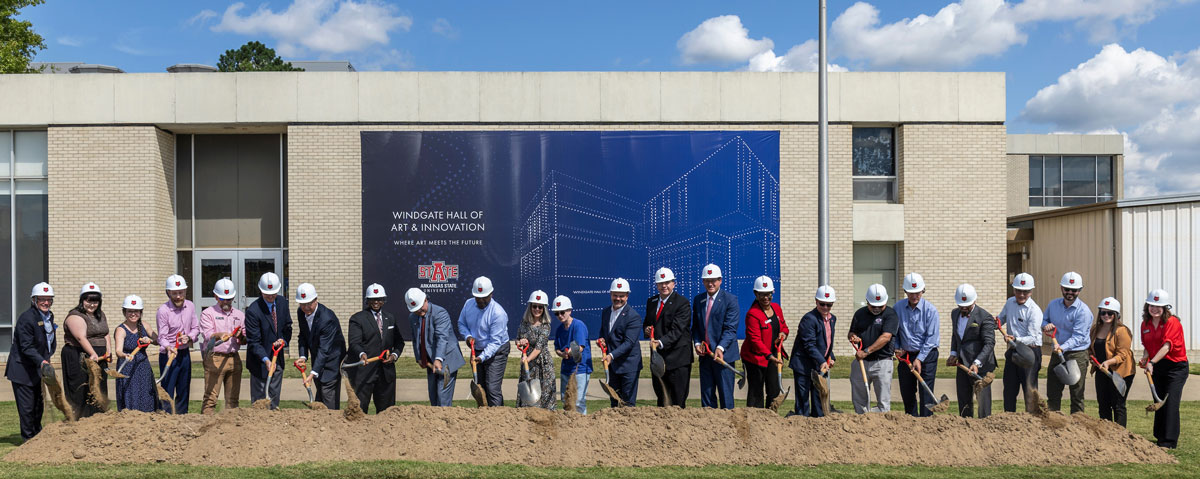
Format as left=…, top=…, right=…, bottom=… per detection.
left=211, top=352, right=238, bottom=357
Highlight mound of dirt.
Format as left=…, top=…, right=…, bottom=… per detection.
left=5, top=407, right=1174, bottom=467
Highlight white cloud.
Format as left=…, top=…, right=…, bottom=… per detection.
left=677, top=15, right=773, bottom=65
left=832, top=0, right=1023, bottom=69
left=212, top=0, right=412, bottom=56
left=745, top=40, right=848, bottom=72
left=187, top=9, right=218, bottom=27
left=57, top=36, right=85, bottom=47
left=432, top=18, right=459, bottom=39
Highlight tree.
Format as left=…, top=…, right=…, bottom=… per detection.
left=0, top=0, right=46, bottom=73
left=217, top=41, right=304, bottom=72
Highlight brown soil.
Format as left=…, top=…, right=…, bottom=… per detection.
left=1026, top=389, right=1048, bottom=415
left=42, top=376, right=75, bottom=422
left=5, top=407, right=1174, bottom=468
left=307, top=402, right=327, bottom=410
left=155, top=384, right=175, bottom=414
left=343, top=379, right=364, bottom=421
left=563, top=376, right=578, bottom=412
left=251, top=399, right=271, bottom=410
left=80, top=357, right=109, bottom=412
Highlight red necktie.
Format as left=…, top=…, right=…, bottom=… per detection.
left=656, top=300, right=664, bottom=319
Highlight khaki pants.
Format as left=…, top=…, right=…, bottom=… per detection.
left=202, top=352, right=243, bottom=414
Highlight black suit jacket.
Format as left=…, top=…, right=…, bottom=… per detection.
left=4, top=306, right=56, bottom=386
left=789, top=308, right=836, bottom=374
left=244, top=296, right=293, bottom=379
left=600, top=304, right=643, bottom=376
left=950, top=305, right=997, bottom=374
left=297, top=303, right=347, bottom=380
left=347, top=308, right=403, bottom=386
left=643, top=292, right=693, bottom=369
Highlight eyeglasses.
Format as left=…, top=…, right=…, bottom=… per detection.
left=555, top=310, right=568, bottom=316
left=817, top=302, right=833, bottom=308
left=1062, top=288, right=1081, bottom=293
left=1099, top=311, right=1116, bottom=316
left=83, top=298, right=100, bottom=304
left=530, top=304, right=545, bottom=309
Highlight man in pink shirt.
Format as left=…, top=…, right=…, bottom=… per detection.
left=157, top=274, right=199, bottom=414
left=199, top=278, right=246, bottom=414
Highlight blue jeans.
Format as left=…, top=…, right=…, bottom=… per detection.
left=560, top=372, right=590, bottom=414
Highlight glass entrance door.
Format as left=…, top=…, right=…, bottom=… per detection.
left=192, top=249, right=284, bottom=311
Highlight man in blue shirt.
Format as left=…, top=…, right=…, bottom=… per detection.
left=893, top=272, right=941, bottom=417
left=1042, top=271, right=1093, bottom=414
left=552, top=296, right=592, bottom=414
left=458, top=276, right=510, bottom=407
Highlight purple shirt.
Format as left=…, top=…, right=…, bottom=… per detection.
left=199, top=305, right=245, bottom=354
left=156, top=300, right=199, bottom=349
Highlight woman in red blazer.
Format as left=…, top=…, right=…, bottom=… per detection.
left=744, top=276, right=789, bottom=408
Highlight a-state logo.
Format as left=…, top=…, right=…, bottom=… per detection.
left=418, top=261, right=459, bottom=283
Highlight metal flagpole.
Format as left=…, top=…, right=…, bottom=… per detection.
left=818, top=0, right=830, bottom=286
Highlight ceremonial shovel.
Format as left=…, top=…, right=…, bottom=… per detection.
left=294, top=360, right=315, bottom=404
left=517, top=344, right=541, bottom=405
left=899, top=353, right=950, bottom=413
left=1090, top=355, right=1127, bottom=397
left=155, top=333, right=184, bottom=414
left=995, top=317, right=1036, bottom=368
left=852, top=341, right=876, bottom=410
left=467, top=338, right=487, bottom=407
left=768, top=340, right=790, bottom=412
left=648, top=327, right=671, bottom=406
left=263, top=342, right=283, bottom=405
left=704, top=343, right=746, bottom=389
left=596, top=341, right=624, bottom=404
left=94, top=352, right=125, bottom=379
left=115, top=342, right=149, bottom=377
left=1144, top=368, right=1168, bottom=412
left=1048, top=326, right=1081, bottom=386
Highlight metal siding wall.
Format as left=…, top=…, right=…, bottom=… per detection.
left=1028, top=209, right=1116, bottom=327
left=1122, top=202, right=1199, bottom=351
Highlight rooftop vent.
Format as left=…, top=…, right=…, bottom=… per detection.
left=68, top=64, right=124, bottom=74
left=166, top=63, right=218, bottom=73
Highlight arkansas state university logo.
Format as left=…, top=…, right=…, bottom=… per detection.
left=418, top=261, right=459, bottom=283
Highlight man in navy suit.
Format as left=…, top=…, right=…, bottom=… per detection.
left=789, top=285, right=839, bottom=417
left=643, top=267, right=693, bottom=407
left=406, top=287, right=465, bottom=407
left=598, top=277, right=643, bottom=407
left=347, top=283, right=403, bottom=413
left=244, top=272, right=293, bottom=410
left=692, top=264, right=740, bottom=409
left=5, top=283, right=57, bottom=442
left=296, top=283, right=347, bottom=410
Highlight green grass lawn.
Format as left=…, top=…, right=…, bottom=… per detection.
left=0, top=398, right=1194, bottom=478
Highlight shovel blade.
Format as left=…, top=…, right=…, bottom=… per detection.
left=649, top=350, right=666, bottom=378
left=1008, top=341, right=1037, bottom=368
left=518, top=380, right=537, bottom=405
left=470, top=380, right=487, bottom=407
left=598, top=379, right=623, bottom=404
left=1109, top=372, right=1127, bottom=397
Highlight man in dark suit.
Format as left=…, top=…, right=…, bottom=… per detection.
left=295, top=283, right=347, bottom=410
left=947, top=283, right=997, bottom=418
left=347, top=283, right=402, bottom=413
left=598, top=278, right=643, bottom=407
left=692, top=264, right=740, bottom=409
left=244, top=272, right=293, bottom=410
left=407, top=287, right=465, bottom=407
left=5, top=283, right=57, bottom=442
left=790, top=285, right=838, bottom=417
left=643, top=267, right=693, bottom=407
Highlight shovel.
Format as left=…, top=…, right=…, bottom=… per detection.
left=263, top=342, right=283, bottom=405
left=1143, top=368, right=1168, bottom=412
left=956, top=363, right=995, bottom=388
left=704, top=343, right=747, bottom=389
left=1089, top=355, right=1127, bottom=397
left=294, top=360, right=315, bottom=404
left=342, top=350, right=388, bottom=369
left=768, top=340, right=791, bottom=411
left=648, top=327, right=672, bottom=406
left=94, top=352, right=126, bottom=379
left=1048, top=326, right=1081, bottom=386
left=595, top=341, right=624, bottom=404
left=467, top=338, right=487, bottom=407
left=995, top=317, right=1036, bottom=368
left=517, top=344, right=542, bottom=406
left=41, top=362, right=75, bottom=421
left=203, top=326, right=242, bottom=358
left=852, top=341, right=877, bottom=410
left=900, top=353, right=950, bottom=413
left=115, top=342, right=150, bottom=377
left=155, top=333, right=184, bottom=414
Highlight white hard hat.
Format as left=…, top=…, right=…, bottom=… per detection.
left=258, top=272, right=282, bottom=295
left=365, top=283, right=387, bottom=299
left=955, top=284, right=978, bottom=307
left=213, top=278, right=236, bottom=300
left=472, top=276, right=494, bottom=298
left=1011, top=273, right=1035, bottom=291
left=902, top=272, right=925, bottom=293
left=31, top=282, right=54, bottom=298
left=165, top=274, right=188, bottom=291
left=404, top=287, right=427, bottom=312
left=815, top=285, right=837, bottom=302
left=1099, top=297, right=1121, bottom=312
left=122, top=295, right=144, bottom=310
left=654, top=267, right=675, bottom=283
left=701, top=264, right=722, bottom=279
left=80, top=282, right=101, bottom=296
left=295, top=283, right=317, bottom=304
left=1145, top=289, right=1170, bottom=307
left=527, top=290, right=548, bottom=305
left=610, top=278, right=631, bottom=293
left=551, top=295, right=573, bottom=312
left=866, top=284, right=889, bottom=307
left=1060, top=272, right=1083, bottom=289
left=754, top=276, right=775, bottom=293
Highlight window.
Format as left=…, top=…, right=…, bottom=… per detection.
left=0, top=131, right=50, bottom=353
left=1028, top=155, right=1114, bottom=207
left=852, top=127, right=896, bottom=202
left=853, top=243, right=897, bottom=308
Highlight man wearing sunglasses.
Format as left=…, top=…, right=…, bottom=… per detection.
left=1042, top=271, right=1093, bottom=413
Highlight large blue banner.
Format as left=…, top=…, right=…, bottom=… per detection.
left=362, top=131, right=780, bottom=340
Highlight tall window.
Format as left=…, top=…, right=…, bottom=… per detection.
left=853, top=243, right=897, bottom=308
left=852, top=127, right=896, bottom=202
left=1029, top=155, right=1114, bottom=207
left=1, top=131, right=50, bottom=353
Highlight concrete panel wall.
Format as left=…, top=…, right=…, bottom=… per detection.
left=1120, top=201, right=1200, bottom=351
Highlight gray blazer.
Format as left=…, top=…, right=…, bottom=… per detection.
left=410, top=302, right=465, bottom=374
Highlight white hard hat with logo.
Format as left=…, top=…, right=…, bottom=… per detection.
left=1145, top=289, right=1170, bottom=307
left=955, top=284, right=978, bottom=307
left=701, top=264, right=722, bottom=279
left=1011, top=273, right=1035, bottom=291
left=296, top=283, right=317, bottom=304
left=405, top=287, right=427, bottom=313
left=258, top=272, right=282, bottom=295
left=528, top=290, right=548, bottom=305
left=123, top=295, right=144, bottom=310
left=1099, top=297, right=1121, bottom=312
left=365, top=283, right=387, bottom=299
left=1060, top=272, right=1083, bottom=289
left=610, top=278, right=631, bottom=293
left=166, top=274, right=188, bottom=291
left=551, top=295, right=573, bottom=312
left=472, top=276, right=494, bottom=298
left=866, top=284, right=889, bottom=307
left=80, top=282, right=101, bottom=296
left=815, top=285, right=837, bottom=302
left=655, top=267, right=675, bottom=283
left=902, top=272, right=925, bottom=293
left=213, top=278, right=236, bottom=300
left=754, top=276, right=775, bottom=293
left=31, top=282, right=54, bottom=298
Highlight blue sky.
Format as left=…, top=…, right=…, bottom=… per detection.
left=18, top=0, right=1200, bottom=197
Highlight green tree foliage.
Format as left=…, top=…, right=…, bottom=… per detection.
left=0, top=0, right=46, bottom=74
left=216, top=41, right=304, bottom=72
